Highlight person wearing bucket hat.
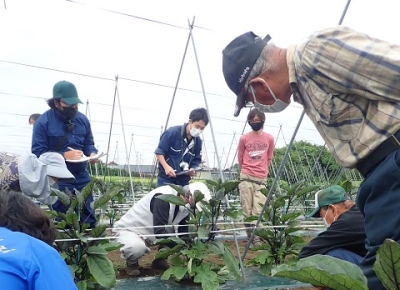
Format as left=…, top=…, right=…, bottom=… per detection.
left=299, top=185, right=366, bottom=265
left=113, top=182, right=210, bottom=276
left=223, top=27, right=400, bottom=289
left=32, top=80, right=98, bottom=227
left=0, top=151, right=74, bottom=205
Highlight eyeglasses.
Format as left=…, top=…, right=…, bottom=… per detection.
left=59, top=100, right=78, bottom=108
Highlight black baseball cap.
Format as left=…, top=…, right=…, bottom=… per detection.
left=222, top=32, right=271, bottom=117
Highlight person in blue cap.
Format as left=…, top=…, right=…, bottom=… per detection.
left=222, top=27, right=400, bottom=289
left=32, top=80, right=98, bottom=227
left=299, top=185, right=366, bottom=265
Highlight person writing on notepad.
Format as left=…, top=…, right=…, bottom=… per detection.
left=32, top=80, right=98, bottom=227
left=154, top=108, right=209, bottom=187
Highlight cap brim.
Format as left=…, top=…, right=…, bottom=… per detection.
left=306, top=207, right=321, bottom=219
left=234, top=89, right=246, bottom=117
left=47, top=165, right=75, bottom=183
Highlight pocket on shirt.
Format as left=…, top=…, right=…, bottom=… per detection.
left=316, top=94, right=362, bottom=142
left=169, top=146, right=182, bottom=157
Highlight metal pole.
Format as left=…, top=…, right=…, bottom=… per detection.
left=241, top=0, right=352, bottom=261
left=188, top=18, right=245, bottom=278
left=103, top=77, right=118, bottom=182
left=149, top=17, right=195, bottom=187
left=115, top=80, right=135, bottom=203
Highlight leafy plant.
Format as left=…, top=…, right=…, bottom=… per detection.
left=247, top=181, right=319, bottom=274
left=48, top=177, right=123, bottom=290
left=272, top=239, right=400, bottom=290
left=154, top=180, right=241, bottom=290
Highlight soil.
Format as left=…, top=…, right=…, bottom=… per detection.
left=107, top=239, right=318, bottom=289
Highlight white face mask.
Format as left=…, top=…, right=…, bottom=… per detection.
left=322, top=207, right=336, bottom=229
left=249, top=83, right=290, bottom=113
left=190, top=127, right=202, bottom=138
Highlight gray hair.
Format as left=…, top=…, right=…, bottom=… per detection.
left=244, top=44, right=278, bottom=91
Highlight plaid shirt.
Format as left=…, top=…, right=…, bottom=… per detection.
left=287, top=26, right=400, bottom=168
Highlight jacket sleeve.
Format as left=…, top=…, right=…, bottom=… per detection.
left=154, top=130, right=172, bottom=156
left=82, top=119, right=97, bottom=156
left=31, top=120, right=50, bottom=157
left=190, top=138, right=202, bottom=168
left=298, top=218, right=360, bottom=259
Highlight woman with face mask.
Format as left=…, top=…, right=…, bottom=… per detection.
left=237, top=108, right=275, bottom=248
left=298, top=185, right=367, bottom=265
left=155, top=108, right=209, bottom=187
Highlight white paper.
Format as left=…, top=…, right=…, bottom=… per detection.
left=66, top=152, right=107, bottom=163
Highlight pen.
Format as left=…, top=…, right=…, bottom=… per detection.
left=67, top=147, right=77, bottom=151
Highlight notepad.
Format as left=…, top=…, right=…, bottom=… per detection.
left=66, top=152, right=107, bottom=163
left=175, top=167, right=203, bottom=176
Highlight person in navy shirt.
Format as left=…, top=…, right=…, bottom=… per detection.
left=155, top=108, right=209, bottom=187
left=32, top=80, right=98, bottom=226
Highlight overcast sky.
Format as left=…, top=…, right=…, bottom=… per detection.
left=0, top=0, right=399, bottom=168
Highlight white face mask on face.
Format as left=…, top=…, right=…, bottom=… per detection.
left=190, top=127, right=202, bottom=138
left=249, top=82, right=290, bottom=113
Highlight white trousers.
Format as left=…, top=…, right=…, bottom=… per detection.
left=115, top=231, right=151, bottom=262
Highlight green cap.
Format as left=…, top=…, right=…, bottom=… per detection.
left=307, top=185, right=349, bottom=218
left=53, top=81, right=82, bottom=105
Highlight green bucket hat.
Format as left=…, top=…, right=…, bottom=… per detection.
left=307, top=185, right=349, bottom=218
left=53, top=81, right=83, bottom=105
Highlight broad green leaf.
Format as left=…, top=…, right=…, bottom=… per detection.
left=193, top=263, right=219, bottom=290
left=75, top=188, right=85, bottom=206
left=101, top=242, right=123, bottom=251
left=214, top=188, right=225, bottom=201
left=66, top=213, right=80, bottom=230
left=220, top=244, right=241, bottom=280
left=167, top=184, right=186, bottom=196
left=193, top=190, right=205, bottom=203
left=223, top=180, right=240, bottom=194
left=52, top=188, right=70, bottom=206
left=223, top=207, right=241, bottom=220
left=153, top=236, right=186, bottom=245
left=91, top=224, right=107, bottom=238
left=73, top=232, right=86, bottom=243
left=373, top=239, right=400, bottom=290
left=76, top=280, right=87, bottom=290
left=68, top=264, right=79, bottom=277
left=156, top=194, right=185, bottom=206
left=163, top=265, right=188, bottom=281
left=272, top=255, right=368, bottom=290
left=155, top=245, right=184, bottom=259
left=87, top=245, right=108, bottom=255
left=197, top=225, right=210, bottom=239
left=86, top=254, right=116, bottom=289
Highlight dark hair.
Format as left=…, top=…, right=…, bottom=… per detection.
left=189, top=108, right=209, bottom=125
left=247, top=108, right=265, bottom=122
left=0, top=191, right=56, bottom=246
left=46, top=98, right=58, bottom=109
left=29, top=113, right=41, bottom=124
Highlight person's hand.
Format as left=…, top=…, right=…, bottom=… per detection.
left=164, top=165, right=176, bottom=177
left=89, top=153, right=98, bottom=164
left=64, top=148, right=84, bottom=160
left=187, top=168, right=196, bottom=176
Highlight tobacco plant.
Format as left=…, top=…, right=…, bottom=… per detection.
left=154, top=180, right=241, bottom=290
left=47, top=177, right=124, bottom=290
